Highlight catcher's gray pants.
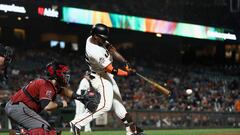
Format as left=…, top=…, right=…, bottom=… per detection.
left=4, top=101, right=51, bottom=130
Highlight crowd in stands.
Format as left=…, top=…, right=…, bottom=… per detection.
left=120, top=63, right=240, bottom=112
left=0, top=46, right=240, bottom=113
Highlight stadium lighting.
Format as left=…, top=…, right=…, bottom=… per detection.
left=72, top=43, right=78, bottom=51
left=17, top=17, right=22, bottom=21
left=59, top=41, right=65, bottom=49
left=156, top=33, right=162, bottom=37
left=50, top=40, right=58, bottom=47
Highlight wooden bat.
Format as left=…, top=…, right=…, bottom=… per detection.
left=136, top=72, right=171, bottom=96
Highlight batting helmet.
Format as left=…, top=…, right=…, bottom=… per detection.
left=46, top=61, right=70, bottom=89
left=90, top=23, right=109, bottom=39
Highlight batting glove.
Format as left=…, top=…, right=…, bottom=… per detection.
left=127, top=68, right=136, bottom=76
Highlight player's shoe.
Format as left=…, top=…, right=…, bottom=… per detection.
left=128, top=133, right=145, bottom=135
left=136, top=127, right=145, bottom=135
left=84, top=125, right=92, bottom=132
left=136, top=132, right=145, bottom=135
left=70, top=122, right=81, bottom=135
left=56, top=130, right=62, bottom=135
left=126, top=126, right=145, bottom=135
left=84, top=128, right=92, bottom=132
left=19, top=128, right=29, bottom=135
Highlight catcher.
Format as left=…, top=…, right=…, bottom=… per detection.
left=4, top=61, right=95, bottom=135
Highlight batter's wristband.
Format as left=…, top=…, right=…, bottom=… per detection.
left=56, top=101, right=63, bottom=108
left=116, top=69, right=128, bottom=76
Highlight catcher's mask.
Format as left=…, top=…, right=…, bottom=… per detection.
left=90, top=23, right=109, bottom=40
left=46, top=61, right=70, bottom=90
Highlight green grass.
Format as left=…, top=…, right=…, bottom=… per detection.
left=1, top=128, right=240, bottom=135
left=75, top=129, right=240, bottom=135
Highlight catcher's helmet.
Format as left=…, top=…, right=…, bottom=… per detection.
left=90, top=23, right=109, bottom=39
left=46, top=61, right=70, bottom=88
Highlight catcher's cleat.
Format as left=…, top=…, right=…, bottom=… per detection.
left=57, top=130, right=62, bottom=135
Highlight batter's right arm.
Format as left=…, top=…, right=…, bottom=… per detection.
left=105, top=42, right=136, bottom=74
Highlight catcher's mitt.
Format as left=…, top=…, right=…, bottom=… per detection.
left=83, top=90, right=101, bottom=112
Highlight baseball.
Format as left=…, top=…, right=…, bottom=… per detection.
left=186, top=89, right=193, bottom=95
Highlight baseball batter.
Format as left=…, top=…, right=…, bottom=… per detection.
left=70, top=23, right=144, bottom=135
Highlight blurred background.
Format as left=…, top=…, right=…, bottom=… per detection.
left=0, top=0, right=240, bottom=132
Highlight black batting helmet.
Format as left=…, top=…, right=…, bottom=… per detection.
left=90, top=23, right=109, bottom=39
left=46, top=61, right=70, bottom=89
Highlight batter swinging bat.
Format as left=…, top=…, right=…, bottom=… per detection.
left=136, top=72, right=171, bottom=96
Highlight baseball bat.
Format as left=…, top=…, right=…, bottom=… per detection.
left=136, top=72, right=171, bottom=96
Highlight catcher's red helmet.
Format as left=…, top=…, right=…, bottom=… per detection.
left=46, top=61, right=70, bottom=88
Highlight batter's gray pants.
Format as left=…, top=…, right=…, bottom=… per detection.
left=4, top=101, right=51, bottom=131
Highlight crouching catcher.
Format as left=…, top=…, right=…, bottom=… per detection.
left=4, top=61, right=87, bottom=135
